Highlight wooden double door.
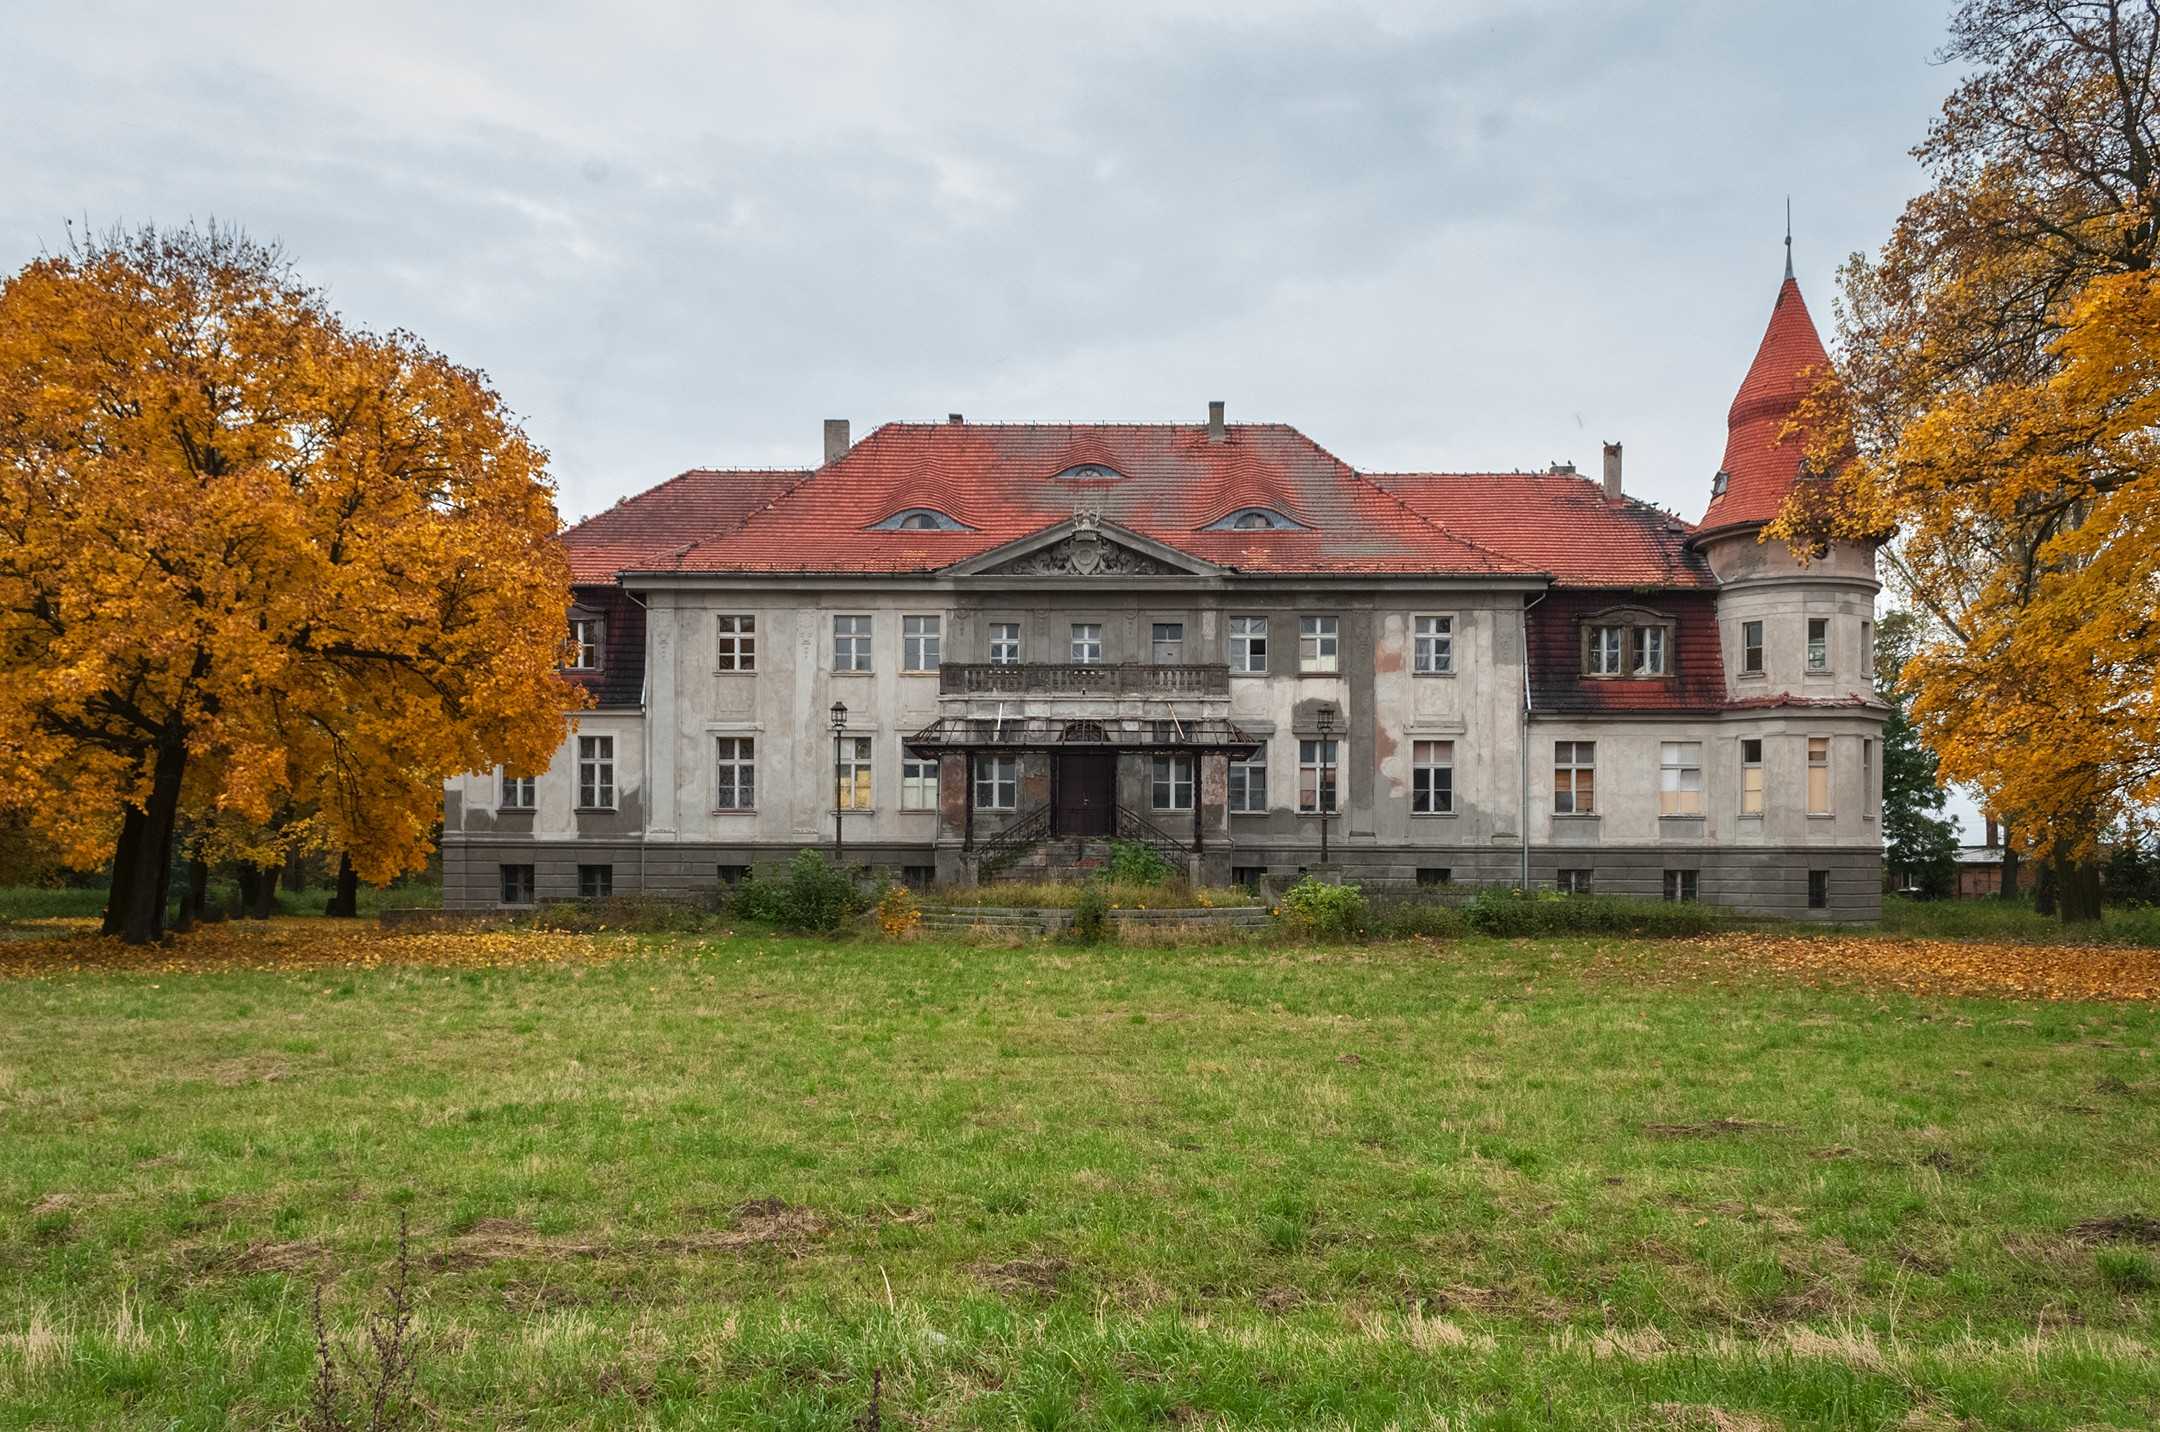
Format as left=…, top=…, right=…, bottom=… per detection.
left=1053, top=753, right=1116, bottom=836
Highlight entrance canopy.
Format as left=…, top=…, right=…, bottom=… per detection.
left=905, top=714, right=1263, bottom=759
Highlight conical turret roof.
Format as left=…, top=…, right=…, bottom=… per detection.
left=1698, top=272, right=1832, bottom=532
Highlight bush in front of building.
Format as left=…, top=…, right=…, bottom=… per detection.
left=1106, top=840, right=1177, bottom=886
left=732, top=850, right=863, bottom=933
left=1461, top=887, right=1733, bottom=937
left=1365, top=895, right=1469, bottom=940
left=528, top=894, right=711, bottom=934
left=1274, top=877, right=1370, bottom=940
left=1069, top=883, right=1111, bottom=944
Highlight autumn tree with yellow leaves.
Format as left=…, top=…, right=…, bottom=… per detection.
left=0, top=224, right=578, bottom=943
left=1774, top=0, right=2160, bottom=921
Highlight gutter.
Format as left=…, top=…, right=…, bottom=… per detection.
left=623, top=587, right=652, bottom=894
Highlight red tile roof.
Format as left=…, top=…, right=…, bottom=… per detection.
left=560, top=467, right=808, bottom=582
left=1698, top=276, right=1832, bottom=534
left=1363, top=471, right=1713, bottom=589
left=653, top=423, right=1537, bottom=577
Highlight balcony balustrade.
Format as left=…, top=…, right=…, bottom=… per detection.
left=938, top=661, right=1230, bottom=697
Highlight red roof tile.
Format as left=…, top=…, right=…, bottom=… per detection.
left=560, top=468, right=808, bottom=582
left=1364, top=471, right=1713, bottom=589
left=659, top=424, right=1538, bottom=577
left=1698, top=276, right=1832, bottom=533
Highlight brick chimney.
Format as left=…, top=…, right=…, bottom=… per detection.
left=823, top=418, right=850, bottom=464
left=1207, top=400, right=1226, bottom=443
left=1602, top=441, right=1623, bottom=500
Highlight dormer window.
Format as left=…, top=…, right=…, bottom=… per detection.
left=1582, top=611, right=1673, bottom=679
left=1204, top=506, right=1305, bottom=532
left=1053, top=463, right=1125, bottom=482
left=568, top=615, right=603, bottom=671
left=1711, top=470, right=1731, bottom=497
left=869, top=507, right=971, bottom=532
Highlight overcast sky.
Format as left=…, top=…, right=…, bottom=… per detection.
left=3, top=2, right=1984, bottom=832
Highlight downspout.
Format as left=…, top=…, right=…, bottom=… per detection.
left=624, top=587, right=651, bottom=894
left=1518, top=589, right=1546, bottom=891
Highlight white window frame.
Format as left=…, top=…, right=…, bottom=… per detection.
left=1632, top=625, right=1667, bottom=676
left=1741, top=619, right=1765, bottom=674
left=1663, top=869, right=1699, bottom=903
left=576, top=735, right=615, bottom=810
left=1740, top=737, right=1765, bottom=817
left=1587, top=625, right=1626, bottom=676
left=568, top=616, right=603, bottom=671
left=1554, top=740, right=1595, bottom=815
left=833, top=615, right=873, bottom=672
left=1070, top=623, right=1103, bottom=664
left=974, top=754, right=1017, bottom=811
left=1150, top=753, right=1194, bottom=812
left=1807, top=736, right=1832, bottom=815
left=989, top=621, right=1021, bottom=665
left=1659, top=741, right=1704, bottom=817
left=1861, top=620, right=1875, bottom=676
left=1862, top=738, right=1876, bottom=820
left=1299, top=616, right=1340, bottom=673
left=902, top=614, right=942, bottom=673
left=1229, top=615, right=1268, bottom=674
left=837, top=734, right=874, bottom=811
left=1557, top=868, right=1593, bottom=895
left=1806, top=617, right=1830, bottom=673
left=1151, top=622, right=1185, bottom=665
left=1413, top=615, right=1454, bottom=675
left=499, top=771, right=535, bottom=810
left=901, top=749, right=938, bottom=811
left=714, top=614, right=757, bottom=672
left=1411, top=739, right=1454, bottom=814
left=1298, top=737, right=1340, bottom=813
left=1228, top=750, right=1268, bottom=813
left=713, top=735, right=755, bottom=812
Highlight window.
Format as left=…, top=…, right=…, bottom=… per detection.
left=713, top=736, right=755, bottom=810
left=1659, top=741, right=1704, bottom=816
left=1807, top=869, right=1830, bottom=909
left=1557, top=868, right=1593, bottom=895
left=1553, top=741, right=1595, bottom=815
left=1742, top=620, right=1764, bottom=674
left=1861, top=621, right=1875, bottom=676
left=1740, top=738, right=1765, bottom=816
left=500, top=772, right=535, bottom=810
left=902, top=615, right=942, bottom=672
left=1151, top=754, right=1194, bottom=811
left=577, top=864, right=613, bottom=900
left=1414, top=616, right=1454, bottom=674
left=1207, top=507, right=1302, bottom=531
left=1233, top=866, right=1266, bottom=889
left=901, top=865, right=935, bottom=888
left=715, top=614, right=756, bottom=672
left=833, top=615, right=872, bottom=672
left=1411, top=739, right=1454, bottom=814
left=1229, top=616, right=1268, bottom=673
left=989, top=622, right=1021, bottom=665
left=1151, top=622, right=1184, bottom=664
left=1298, top=739, right=1340, bottom=813
left=837, top=735, right=873, bottom=810
left=1299, top=616, right=1340, bottom=672
left=870, top=508, right=970, bottom=532
left=901, top=751, right=939, bottom=810
left=716, top=864, right=750, bottom=886
left=499, top=864, right=534, bottom=906
left=1632, top=625, right=1667, bottom=676
left=1807, top=736, right=1831, bottom=815
left=1588, top=625, right=1626, bottom=675
left=1807, top=618, right=1830, bottom=672
left=1417, top=868, right=1452, bottom=887
left=1663, top=869, right=1699, bottom=903
left=1862, top=738, right=1875, bottom=818
left=1070, top=623, right=1103, bottom=664
left=568, top=616, right=603, bottom=671
left=1228, top=751, right=1268, bottom=813
left=1711, top=469, right=1730, bottom=497
left=974, top=755, right=1017, bottom=810
left=576, top=735, right=615, bottom=809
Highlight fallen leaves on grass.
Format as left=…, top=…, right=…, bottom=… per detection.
left=0, top=918, right=626, bottom=979
left=1596, top=932, right=2160, bottom=1004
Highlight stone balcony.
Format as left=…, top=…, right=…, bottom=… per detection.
left=937, top=662, right=1231, bottom=698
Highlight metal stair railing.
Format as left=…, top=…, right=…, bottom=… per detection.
left=1114, top=804, right=1195, bottom=868
left=971, top=804, right=1054, bottom=878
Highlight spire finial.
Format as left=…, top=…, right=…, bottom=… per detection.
left=1784, top=196, right=1794, bottom=281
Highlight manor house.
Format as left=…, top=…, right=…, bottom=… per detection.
left=442, top=259, right=1886, bottom=917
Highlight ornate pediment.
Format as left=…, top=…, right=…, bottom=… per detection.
left=958, top=512, right=1213, bottom=578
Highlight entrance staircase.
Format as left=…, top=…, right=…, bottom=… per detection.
left=972, top=803, right=1194, bottom=883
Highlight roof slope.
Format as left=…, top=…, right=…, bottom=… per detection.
left=1698, top=275, right=1832, bottom=533
left=1527, top=589, right=1729, bottom=713
left=663, top=423, right=1537, bottom=577
left=561, top=468, right=808, bottom=582
left=1364, top=471, right=1713, bottom=588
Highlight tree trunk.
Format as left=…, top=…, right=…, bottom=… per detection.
left=102, top=804, right=145, bottom=937
left=2059, top=857, right=2104, bottom=924
left=249, top=864, right=278, bottom=920
left=118, top=741, right=186, bottom=946
left=2000, top=824, right=2020, bottom=899
left=327, top=853, right=359, bottom=918
left=2034, top=858, right=2057, bottom=917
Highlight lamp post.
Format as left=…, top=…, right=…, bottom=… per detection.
left=830, top=701, right=848, bottom=865
left=1314, top=703, right=1336, bottom=867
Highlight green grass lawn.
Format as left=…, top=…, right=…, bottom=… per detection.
left=1, top=932, right=2155, bottom=1429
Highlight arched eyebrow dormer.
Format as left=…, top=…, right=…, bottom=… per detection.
left=1052, top=463, right=1126, bottom=482
left=1201, top=506, right=1306, bottom=532
left=869, top=508, right=974, bottom=532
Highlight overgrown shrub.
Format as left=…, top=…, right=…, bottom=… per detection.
left=527, top=894, right=709, bottom=934
left=1106, top=839, right=1176, bottom=886
left=1070, top=883, right=1111, bottom=943
left=1366, top=895, right=1468, bottom=940
left=1462, top=887, right=1732, bottom=937
left=733, top=850, right=862, bottom=933
left=875, top=882, right=922, bottom=939
left=1274, top=877, right=1368, bottom=940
